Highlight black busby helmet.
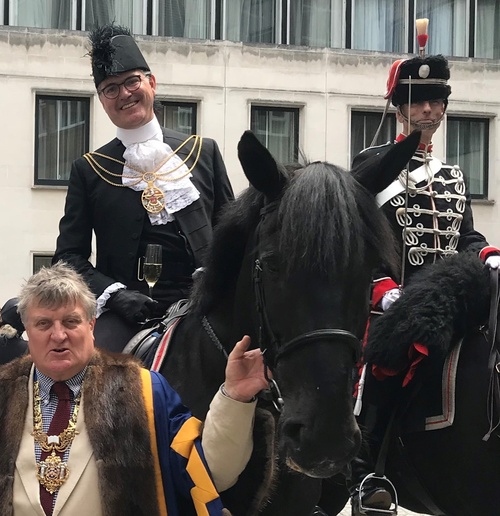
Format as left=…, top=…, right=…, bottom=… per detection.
left=89, top=24, right=150, bottom=88
left=386, top=54, right=452, bottom=107
left=1, top=297, right=24, bottom=334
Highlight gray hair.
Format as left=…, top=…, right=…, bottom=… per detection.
left=18, top=262, right=96, bottom=323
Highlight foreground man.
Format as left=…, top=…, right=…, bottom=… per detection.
left=0, top=263, right=267, bottom=516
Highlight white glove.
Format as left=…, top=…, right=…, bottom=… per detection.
left=380, top=288, right=401, bottom=311
left=486, top=255, right=500, bottom=269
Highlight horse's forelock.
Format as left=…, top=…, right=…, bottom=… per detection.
left=279, top=162, right=399, bottom=277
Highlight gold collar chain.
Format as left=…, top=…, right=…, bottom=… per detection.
left=83, top=135, right=203, bottom=214
left=32, top=381, right=82, bottom=494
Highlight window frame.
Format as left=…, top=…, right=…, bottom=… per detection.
left=285, top=0, right=345, bottom=49
left=250, top=104, right=300, bottom=163
left=445, top=114, right=490, bottom=200
left=222, top=0, right=281, bottom=43
left=350, top=109, right=397, bottom=164
left=155, top=100, right=198, bottom=135
left=8, top=0, right=79, bottom=29
left=32, top=253, right=54, bottom=274
left=34, top=93, right=91, bottom=187
left=349, top=0, right=410, bottom=53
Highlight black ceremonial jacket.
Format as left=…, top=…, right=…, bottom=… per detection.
left=353, top=141, right=490, bottom=283
left=53, top=128, right=233, bottom=297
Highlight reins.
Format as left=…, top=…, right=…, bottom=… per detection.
left=483, top=266, right=500, bottom=441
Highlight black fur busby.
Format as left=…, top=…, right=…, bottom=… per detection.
left=389, top=55, right=452, bottom=107
left=89, top=24, right=150, bottom=88
left=364, top=252, right=491, bottom=371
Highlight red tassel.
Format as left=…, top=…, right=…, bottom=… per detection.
left=417, top=34, right=428, bottom=51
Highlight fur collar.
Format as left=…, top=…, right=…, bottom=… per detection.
left=0, top=350, right=160, bottom=516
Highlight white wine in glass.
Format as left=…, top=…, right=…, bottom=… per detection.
left=143, top=244, right=162, bottom=298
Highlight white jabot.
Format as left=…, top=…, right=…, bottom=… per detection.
left=117, top=118, right=200, bottom=225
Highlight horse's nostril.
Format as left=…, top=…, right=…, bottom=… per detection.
left=282, top=420, right=305, bottom=444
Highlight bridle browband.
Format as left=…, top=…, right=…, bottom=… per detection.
left=252, top=201, right=362, bottom=411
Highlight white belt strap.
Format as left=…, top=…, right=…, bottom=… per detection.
left=376, top=157, right=442, bottom=207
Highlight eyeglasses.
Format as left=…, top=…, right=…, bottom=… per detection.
left=97, top=74, right=148, bottom=100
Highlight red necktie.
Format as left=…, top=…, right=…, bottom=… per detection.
left=39, top=382, right=71, bottom=516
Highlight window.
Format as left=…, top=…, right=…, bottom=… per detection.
left=415, top=0, right=468, bottom=57
left=84, top=0, right=145, bottom=33
left=446, top=116, right=489, bottom=199
left=4, top=0, right=499, bottom=58
left=223, top=0, right=278, bottom=43
left=351, top=0, right=407, bottom=52
left=35, top=95, right=90, bottom=186
left=251, top=106, right=299, bottom=163
left=157, top=0, right=212, bottom=38
left=476, top=0, right=500, bottom=59
left=156, top=101, right=197, bottom=135
left=288, top=0, right=343, bottom=48
left=9, top=0, right=73, bottom=29
left=33, top=254, right=53, bottom=273
left=350, top=111, right=397, bottom=164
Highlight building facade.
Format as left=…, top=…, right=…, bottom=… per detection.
left=1, top=1, right=499, bottom=303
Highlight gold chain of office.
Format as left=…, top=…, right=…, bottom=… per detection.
left=83, top=134, right=203, bottom=214
left=32, top=381, right=82, bottom=494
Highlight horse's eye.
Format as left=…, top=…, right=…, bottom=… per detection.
left=263, top=256, right=280, bottom=274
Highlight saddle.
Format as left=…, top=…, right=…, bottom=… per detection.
left=122, top=299, right=190, bottom=368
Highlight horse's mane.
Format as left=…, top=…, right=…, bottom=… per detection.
left=191, top=161, right=399, bottom=314
left=190, top=186, right=265, bottom=314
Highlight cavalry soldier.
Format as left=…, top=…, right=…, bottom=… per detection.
left=53, top=24, right=234, bottom=351
left=349, top=28, right=500, bottom=516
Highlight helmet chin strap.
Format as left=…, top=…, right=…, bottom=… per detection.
left=397, top=106, right=446, bottom=131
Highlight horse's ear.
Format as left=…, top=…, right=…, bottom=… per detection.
left=351, top=130, right=422, bottom=195
left=237, top=130, right=286, bottom=199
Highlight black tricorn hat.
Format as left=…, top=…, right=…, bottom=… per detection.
left=89, top=24, right=150, bottom=88
left=386, top=55, right=452, bottom=107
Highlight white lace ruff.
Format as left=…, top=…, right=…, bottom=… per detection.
left=122, top=139, right=200, bottom=225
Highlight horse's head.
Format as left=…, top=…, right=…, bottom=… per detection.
left=191, top=130, right=420, bottom=478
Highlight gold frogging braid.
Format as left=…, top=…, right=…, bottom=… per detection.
left=83, top=135, right=203, bottom=214
left=32, top=381, right=82, bottom=494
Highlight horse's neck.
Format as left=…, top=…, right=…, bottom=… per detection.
left=160, top=309, right=231, bottom=419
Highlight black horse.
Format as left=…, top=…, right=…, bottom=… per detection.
left=323, top=252, right=500, bottom=516
left=124, top=130, right=422, bottom=516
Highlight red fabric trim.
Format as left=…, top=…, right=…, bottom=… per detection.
left=385, top=59, right=406, bottom=99
left=370, top=342, right=429, bottom=386
left=479, top=246, right=500, bottom=261
left=402, top=343, right=429, bottom=387
left=396, top=133, right=432, bottom=153
left=372, top=277, right=398, bottom=307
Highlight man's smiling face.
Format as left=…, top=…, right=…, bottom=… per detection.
left=98, top=70, right=156, bottom=130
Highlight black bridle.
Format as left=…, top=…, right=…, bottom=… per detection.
left=253, top=202, right=362, bottom=411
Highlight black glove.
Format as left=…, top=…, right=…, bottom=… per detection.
left=106, top=289, right=158, bottom=324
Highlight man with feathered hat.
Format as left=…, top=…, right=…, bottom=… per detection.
left=348, top=42, right=500, bottom=516
left=53, top=25, right=234, bottom=350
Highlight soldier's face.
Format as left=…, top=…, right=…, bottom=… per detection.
left=398, top=99, right=445, bottom=136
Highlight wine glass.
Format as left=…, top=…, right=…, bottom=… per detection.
left=143, top=244, right=162, bottom=298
